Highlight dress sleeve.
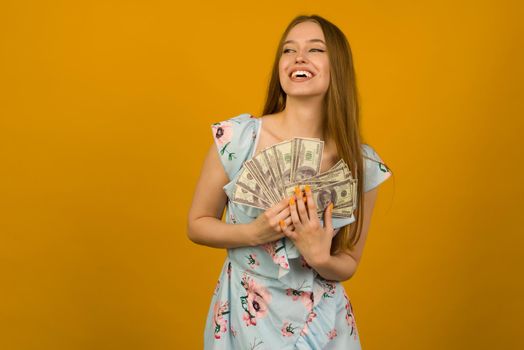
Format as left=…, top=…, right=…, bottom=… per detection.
left=362, top=144, right=392, bottom=192
left=326, top=145, right=391, bottom=234
left=210, top=113, right=259, bottom=181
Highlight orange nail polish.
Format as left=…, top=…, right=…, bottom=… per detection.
left=329, top=202, right=334, bottom=211
left=289, top=197, right=295, bottom=205
left=279, top=220, right=285, bottom=228
left=294, top=186, right=300, bottom=196
left=305, top=184, right=311, bottom=193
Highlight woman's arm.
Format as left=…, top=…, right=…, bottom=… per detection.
left=187, top=143, right=293, bottom=249
left=187, top=143, right=254, bottom=248
left=309, top=187, right=380, bottom=281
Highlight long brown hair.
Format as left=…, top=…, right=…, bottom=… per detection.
left=261, top=14, right=391, bottom=255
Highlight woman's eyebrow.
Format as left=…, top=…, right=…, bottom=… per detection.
left=283, top=39, right=326, bottom=45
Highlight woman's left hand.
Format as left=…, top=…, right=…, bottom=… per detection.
left=279, top=185, right=334, bottom=268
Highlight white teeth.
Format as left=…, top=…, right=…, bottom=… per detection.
left=291, top=70, right=313, bottom=78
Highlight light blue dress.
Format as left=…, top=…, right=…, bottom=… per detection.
left=204, top=113, right=392, bottom=349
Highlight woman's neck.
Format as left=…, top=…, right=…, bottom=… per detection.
left=279, top=95, right=324, bottom=139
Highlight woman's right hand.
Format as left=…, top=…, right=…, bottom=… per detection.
left=247, top=196, right=295, bottom=246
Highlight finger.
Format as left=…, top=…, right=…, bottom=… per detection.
left=268, top=195, right=293, bottom=215
left=304, top=184, right=317, bottom=221
left=323, top=201, right=334, bottom=234
left=289, top=195, right=301, bottom=227
left=280, top=218, right=297, bottom=240
left=295, top=185, right=309, bottom=223
left=275, top=208, right=293, bottom=229
left=275, top=206, right=291, bottom=220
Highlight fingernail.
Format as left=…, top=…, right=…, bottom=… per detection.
left=294, top=186, right=300, bottom=196
left=279, top=220, right=285, bottom=228
left=305, top=184, right=311, bottom=193
left=329, top=202, right=334, bottom=211
left=289, top=197, right=295, bottom=205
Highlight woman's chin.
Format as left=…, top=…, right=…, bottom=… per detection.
left=285, top=91, right=326, bottom=99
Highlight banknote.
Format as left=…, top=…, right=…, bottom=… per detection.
left=236, top=166, right=272, bottom=203
left=291, top=138, right=324, bottom=182
left=232, top=184, right=271, bottom=209
left=231, top=137, right=358, bottom=219
left=263, top=148, right=284, bottom=198
left=310, top=178, right=357, bottom=214
left=273, top=140, right=293, bottom=190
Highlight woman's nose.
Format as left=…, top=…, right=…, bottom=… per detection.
left=295, top=53, right=307, bottom=63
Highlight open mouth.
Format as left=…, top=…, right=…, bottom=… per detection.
left=289, top=70, right=314, bottom=82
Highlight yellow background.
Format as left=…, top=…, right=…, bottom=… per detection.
left=1, top=1, right=523, bottom=349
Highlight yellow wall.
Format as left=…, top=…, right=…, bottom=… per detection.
left=1, top=1, right=522, bottom=349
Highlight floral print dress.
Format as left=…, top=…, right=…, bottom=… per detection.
left=204, top=113, right=392, bottom=350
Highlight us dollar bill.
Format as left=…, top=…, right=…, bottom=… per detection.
left=283, top=158, right=352, bottom=195
left=273, top=140, right=293, bottom=191
left=263, top=148, right=284, bottom=199
left=246, top=157, right=280, bottom=204
left=232, top=184, right=271, bottom=209
left=311, top=178, right=357, bottom=214
left=292, top=138, right=324, bottom=182
left=236, top=166, right=272, bottom=203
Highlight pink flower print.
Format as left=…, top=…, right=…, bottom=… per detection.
left=230, top=325, right=237, bottom=337
left=242, top=312, right=255, bottom=327
left=246, top=253, right=260, bottom=269
left=327, top=328, right=337, bottom=340
left=240, top=273, right=272, bottom=326
left=300, top=291, right=313, bottom=312
left=213, top=279, right=221, bottom=296
left=212, top=121, right=236, bottom=161
left=300, top=310, right=317, bottom=336
left=212, top=300, right=230, bottom=339
left=300, top=255, right=312, bottom=269
left=261, top=241, right=288, bottom=269
left=306, top=310, right=317, bottom=323
left=275, top=254, right=289, bottom=269
left=212, top=121, right=233, bottom=146
left=321, top=280, right=337, bottom=299
left=343, top=291, right=358, bottom=340
left=285, top=288, right=302, bottom=301
left=261, top=241, right=276, bottom=257
left=285, top=288, right=313, bottom=312
left=280, top=321, right=298, bottom=337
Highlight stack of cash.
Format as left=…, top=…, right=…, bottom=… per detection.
left=232, top=137, right=357, bottom=218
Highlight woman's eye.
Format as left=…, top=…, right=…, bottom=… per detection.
left=283, top=48, right=325, bottom=53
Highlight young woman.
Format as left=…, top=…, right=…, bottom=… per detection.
left=188, top=14, right=393, bottom=349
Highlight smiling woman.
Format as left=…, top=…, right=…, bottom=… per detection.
left=187, top=14, right=393, bottom=349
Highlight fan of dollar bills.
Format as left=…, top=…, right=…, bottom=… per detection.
left=232, top=137, right=358, bottom=218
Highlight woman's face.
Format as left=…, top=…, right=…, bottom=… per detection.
left=279, top=21, right=330, bottom=99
